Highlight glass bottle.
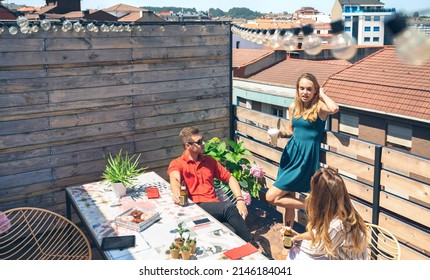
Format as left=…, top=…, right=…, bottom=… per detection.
left=179, top=183, right=188, bottom=206
left=283, top=222, right=293, bottom=249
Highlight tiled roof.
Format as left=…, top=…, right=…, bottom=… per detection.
left=232, top=49, right=275, bottom=68
left=118, top=12, right=141, bottom=22
left=103, top=4, right=146, bottom=12
left=323, top=47, right=430, bottom=122
left=246, top=58, right=351, bottom=87
left=338, top=0, right=383, bottom=5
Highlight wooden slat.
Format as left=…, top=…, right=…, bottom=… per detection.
left=381, top=147, right=430, bottom=184
left=324, top=131, right=376, bottom=164
left=381, top=169, right=430, bottom=207
left=378, top=213, right=430, bottom=257
left=235, top=106, right=289, bottom=130
left=399, top=244, right=430, bottom=260
left=236, top=121, right=289, bottom=149
left=324, top=152, right=374, bottom=185
left=351, top=199, right=373, bottom=223
left=343, top=176, right=373, bottom=203
left=379, top=191, right=430, bottom=228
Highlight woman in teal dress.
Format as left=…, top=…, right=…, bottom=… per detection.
left=265, top=73, right=339, bottom=259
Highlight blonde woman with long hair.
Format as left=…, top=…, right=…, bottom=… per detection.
left=287, top=168, right=368, bottom=260
left=265, top=73, right=339, bottom=259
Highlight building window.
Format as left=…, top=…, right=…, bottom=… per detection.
left=374, top=16, right=380, bottom=21
left=365, top=16, right=371, bottom=21
left=373, top=37, right=380, bottom=42
left=271, top=106, right=284, bottom=118
left=364, top=37, right=370, bottom=42
left=339, top=112, right=359, bottom=136
left=373, top=26, right=380, bottom=32
left=364, top=26, right=371, bottom=32
left=345, top=26, right=351, bottom=32
left=386, top=124, right=412, bottom=152
left=345, top=16, right=351, bottom=22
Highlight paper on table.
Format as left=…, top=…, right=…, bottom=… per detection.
left=146, top=187, right=160, bottom=199
left=223, top=242, right=258, bottom=260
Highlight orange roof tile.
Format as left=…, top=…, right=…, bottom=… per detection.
left=103, top=4, right=146, bottom=12
left=324, top=47, right=430, bottom=122
left=246, top=58, right=351, bottom=87
left=232, top=49, right=275, bottom=68
left=118, top=12, right=141, bottom=22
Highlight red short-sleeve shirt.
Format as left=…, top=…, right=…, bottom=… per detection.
left=167, top=153, right=231, bottom=203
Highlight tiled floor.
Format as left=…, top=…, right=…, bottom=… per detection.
left=89, top=198, right=301, bottom=260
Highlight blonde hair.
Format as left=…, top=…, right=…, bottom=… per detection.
left=292, top=73, right=321, bottom=122
left=305, top=167, right=368, bottom=256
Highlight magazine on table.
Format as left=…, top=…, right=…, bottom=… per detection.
left=114, top=207, right=161, bottom=232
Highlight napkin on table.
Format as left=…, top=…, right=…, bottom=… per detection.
left=146, top=187, right=160, bottom=199
left=223, top=242, right=258, bottom=260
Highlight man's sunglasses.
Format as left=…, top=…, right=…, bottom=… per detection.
left=187, top=138, right=204, bottom=145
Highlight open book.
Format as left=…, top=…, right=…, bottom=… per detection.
left=114, top=207, right=161, bottom=232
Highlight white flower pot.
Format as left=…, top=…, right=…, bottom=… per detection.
left=112, top=182, right=127, bottom=198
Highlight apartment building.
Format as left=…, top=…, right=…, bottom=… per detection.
left=331, top=0, right=396, bottom=46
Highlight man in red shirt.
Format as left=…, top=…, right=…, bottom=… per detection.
left=167, top=126, right=253, bottom=242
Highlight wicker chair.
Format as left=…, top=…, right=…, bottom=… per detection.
left=366, top=223, right=401, bottom=260
left=0, top=207, right=92, bottom=260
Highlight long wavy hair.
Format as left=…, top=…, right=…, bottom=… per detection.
left=305, top=167, right=368, bottom=256
left=292, top=73, right=321, bottom=122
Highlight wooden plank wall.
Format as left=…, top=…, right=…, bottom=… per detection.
left=235, top=106, right=430, bottom=259
left=0, top=22, right=232, bottom=214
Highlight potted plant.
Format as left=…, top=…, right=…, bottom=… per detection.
left=185, top=235, right=197, bottom=254
left=174, top=222, right=189, bottom=248
left=169, top=242, right=180, bottom=259
left=102, top=149, right=146, bottom=198
left=204, top=137, right=265, bottom=199
left=180, top=244, right=191, bottom=260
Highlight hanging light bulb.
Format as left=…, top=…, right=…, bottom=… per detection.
left=73, top=20, right=83, bottom=32
left=125, top=24, right=132, bottom=32
left=181, top=25, right=187, bottom=32
left=39, top=14, right=51, bottom=31
left=117, top=24, right=124, bottom=32
left=302, top=24, right=323, bottom=55
left=60, top=17, right=72, bottom=32
left=0, top=23, right=4, bottom=34
left=52, top=25, right=58, bottom=32
left=268, top=29, right=281, bottom=49
left=385, top=13, right=430, bottom=65
left=329, top=19, right=357, bottom=60
left=159, top=25, right=165, bottom=32
left=281, top=28, right=300, bottom=51
left=31, top=23, right=39, bottom=33
left=100, top=22, right=109, bottom=32
left=20, top=25, right=30, bottom=34
left=255, top=30, right=264, bottom=45
left=86, top=21, right=95, bottom=32
left=9, top=25, right=18, bottom=35
left=16, top=13, right=29, bottom=28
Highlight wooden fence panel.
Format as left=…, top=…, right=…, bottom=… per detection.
left=0, top=23, right=232, bottom=212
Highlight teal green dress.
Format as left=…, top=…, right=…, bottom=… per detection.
left=273, top=116, right=325, bottom=193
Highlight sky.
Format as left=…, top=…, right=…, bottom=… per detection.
left=6, top=0, right=430, bottom=16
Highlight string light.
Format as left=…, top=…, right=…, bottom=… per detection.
left=60, top=17, right=72, bottom=32
left=73, top=20, right=83, bottom=32
left=302, top=24, right=323, bottom=55
left=385, top=13, right=430, bottom=65
left=329, top=19, right=357, bottom=60
left=0, top=23, right=4, bottom=34
left=281, top=28, right=300, bottom=51
left=39, top=14, right=51, bottom=31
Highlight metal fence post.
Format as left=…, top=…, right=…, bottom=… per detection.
left=372, top=145, right=383, bottom=225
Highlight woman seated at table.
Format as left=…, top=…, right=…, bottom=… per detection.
left=287, top=167, right=368, bottom=260
left=167, top=126, right=254, bottom=244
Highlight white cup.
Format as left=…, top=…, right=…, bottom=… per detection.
left=267, top=128, right=279, bottom=147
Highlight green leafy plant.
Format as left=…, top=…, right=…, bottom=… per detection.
left=204, top=137, right=265, bottom=198
left=102, top=149, right=146, bottom=188
left=176, top=222, right=190, bottom=240
left=169, top=242, right=178, bottom=250
left=180, top=244, right=190, bottom=252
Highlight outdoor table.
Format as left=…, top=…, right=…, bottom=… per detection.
left=65, top=171, right=267, bottom=260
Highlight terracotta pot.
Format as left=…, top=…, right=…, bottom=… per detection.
left=187, top=242, right=197, bottom=254
left=170, top=248, right=180, bottom=259
left=181, top=250, right=191, bottom=260
left=174, top=238, right=184, bottom=248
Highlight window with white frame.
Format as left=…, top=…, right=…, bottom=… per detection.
left=374, top=16, right=380, bottom=21
left=365, top=16, right=371, bottom=21
left=386, top=124, right=412, bottom=151
left=364, top=37, right=370, bottom=42
left=373, top=37, right=380, bottom=42
left=339, top=112, right=359, bottom=136
left=364, top=26, right=371, bottom=32
left=373, top=26, right=380, bottom=32
left=271, top=105, right=284, bottom=118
